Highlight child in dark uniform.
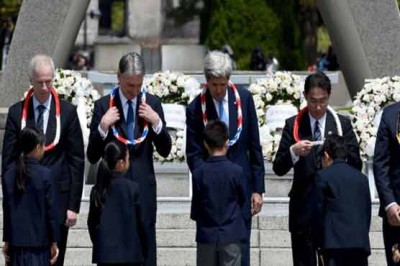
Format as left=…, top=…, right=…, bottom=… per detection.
left=2, top=126, right=59, bottom=265
left=88, top=140, right=148, bottom=266
left=191, top=120, right=249, bottom=266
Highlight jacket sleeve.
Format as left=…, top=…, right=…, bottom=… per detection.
left=273, top=118, right=295, bottom=176
left=87, top=100, right=107, bottom=164
left=2, top=107, right=20, bottom=176
left=373, top=109, right=396, bottom=208
left=341, top=116, right=362, bottom=171
left=151, top=97, right=172, bottom=158
left=185, top=102, right=206, bottom=172
left=45, top=172, right=60, bottom=243
left=246, top=93, right=265, bottom=193
left=87, top=187, right=101, bottom=244
left=65, top=106, right=85, bottom=213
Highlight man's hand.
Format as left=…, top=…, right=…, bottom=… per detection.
left=2, top=242, right=9, bottom=263
left=387, top=203, right=400, bottom=226
left=49, top=243, right=59, bottom=265
left=251, top=193, right=263, bottom=215
left=100, top=106, right=120, bottom=132
left=138, top=102, right=160, bottom=126
left=292, top=140, right=313, bottom=157
left=65, top=210, right=78, bottom=228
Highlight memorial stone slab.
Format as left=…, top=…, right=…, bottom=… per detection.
left=318, top=0, right=400, bottom=96
left=0, top=0, right=90, bottom=106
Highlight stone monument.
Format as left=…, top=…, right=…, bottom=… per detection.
left=0, top=0, right=90, bottom=106
left=317, top=0, right=400, bottom=97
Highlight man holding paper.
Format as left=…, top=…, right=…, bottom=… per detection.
left=273, top=72, right=362, bottom=266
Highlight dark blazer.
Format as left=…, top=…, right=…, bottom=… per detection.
left=191, top=156, right=250, bottom=243
left=186, top=87, right=265, bottom=215
left=2, top=158, right=59, bottom=247
left=86, top=90, right=171, bottom=224
left=88, top=175, right=147, bottom=264
left=314, top=159, right=371, bottom=253
left=374, top=102, right=400, bottom=217
left=273, top=112, right=362, bottom=232
left=2, top=98, right=85, bottom=221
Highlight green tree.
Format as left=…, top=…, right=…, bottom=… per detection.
left=0, top=0, right=21, bottom=19
left=266, top=0, right=307, bottom=70
left=204, top=0, right=281, bottom=70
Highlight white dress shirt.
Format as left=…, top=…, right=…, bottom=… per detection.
left=98, top=89, right=162, bottom=138
left=33, top=94, right=52, bottom=133
left=290, top=112, right=327, bottom=164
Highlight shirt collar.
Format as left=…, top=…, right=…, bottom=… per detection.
left=118, top=88, right=137, bottom=106
left=212, top=90, right=229, bottom=105
left=207, top=155, right=228, bottom=162
left=32, top=94, right=52, bottom=111
left=308, top=112, right=326, bottom=129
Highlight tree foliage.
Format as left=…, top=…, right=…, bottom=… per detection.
left=0, top=0, right=21, bottom=19
left=204, top=0, right=282, bottom=70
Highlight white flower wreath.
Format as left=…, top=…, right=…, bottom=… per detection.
left=352, top=76, right=400, bottom=160
left=249, top=71, right=302, bottom=161
left=53, top=69, right=100, bottom=128
left=145, top=71, right=201, bottom=162
left=145, top=71, right=201, bottom=105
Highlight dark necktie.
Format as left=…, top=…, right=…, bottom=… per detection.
left=36, top=105, right=46, bottom=132
left=218, top=100, right=228, bottom=126
left=314, top=120, right=321, bottom=141
left=127, top=100, right=134, bottom=141
left=314, top=120, right=323, bottom=169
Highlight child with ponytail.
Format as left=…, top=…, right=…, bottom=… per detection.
left=88, top=140, right=148, bottom=266
left=2, top=126, right=59, bottom=265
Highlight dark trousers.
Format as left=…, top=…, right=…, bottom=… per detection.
left=144, top=222, right=156, bottom=266
left=322, top=249, right=368, bottom=266
left=383, top=218, right=400, bottom=266
left=55, top=225, right=69, bottom=266
left=241, top=217, right=251, bottom=266
left=291, top=229, right=318, bottom=266
left=197, top=242, right=242, bottom=266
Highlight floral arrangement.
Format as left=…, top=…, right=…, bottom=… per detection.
left=249, top=71, right=302, bottom=161
left=352, top=76, right=400, bottom=160
left=53, top=69, right=100, bottom=128
left=53, top=69, right=100, bottom=147
left=154, top=129, right=185, bottom=162
left=144, top=71, right=201, bottom=162
left=145, top=71, right=201, bottom=105
left=249, top=71, right=302, bottom=126
left=259, top=125, right=282, bottom=162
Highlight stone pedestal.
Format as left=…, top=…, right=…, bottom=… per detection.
left=127, top=0, right=162, bottom=39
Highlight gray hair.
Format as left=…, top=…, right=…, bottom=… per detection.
left=28, top=54, right=55, bottom=79
left=118, top=52, right=145, bottom=76
left=204, top=50, right=232, bottom=80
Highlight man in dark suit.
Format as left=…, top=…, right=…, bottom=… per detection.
left=273, top=72, right=362, bottom=266
left=374, top=101, right=400, bottom=266
left=314, top=134, right=371, bottom=266
left=186, top=50, right=265, bottom=266
left=2, top=54, right=85, bottom=266
left=87, top=52, right=172, bottom=266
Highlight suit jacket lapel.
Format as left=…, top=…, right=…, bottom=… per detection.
left=299, top=113, right=312, bottom=141
left=26, top=99, right=36, bottom=127
left=45, top=99, right=56, bottom=145
left=134, top=93, right=142, bottom=138
left=228, top=87, right=238, bottom=140
left=324, top=112, right=337, bottom=137
left=114, top=91, right=129, bottom=139
left=206, top=90, right=218, bottom=121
